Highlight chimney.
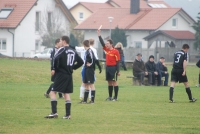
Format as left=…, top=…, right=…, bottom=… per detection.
left=130, top=0, right=140, bottom=14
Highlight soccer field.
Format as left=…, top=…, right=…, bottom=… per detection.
left=0, top=58, right=200, bottom=134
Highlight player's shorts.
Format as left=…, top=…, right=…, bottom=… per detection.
left=52, top=72, right=73, bottom=93
left=83, top=67, right=95, bottom=84
left=106, top=66, right=118, bottom=81
left=171, top=68, right=188, bottom=83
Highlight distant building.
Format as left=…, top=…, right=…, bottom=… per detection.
left=0, top=0, right=76, bottom=57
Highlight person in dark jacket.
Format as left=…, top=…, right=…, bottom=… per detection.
left=115, top=42, right=127, bottom=71
left=145, top=55, right=158, bottom=85
left=133, top=53, right=151, bottom=85
left=156, top=57, right=169, bottom=86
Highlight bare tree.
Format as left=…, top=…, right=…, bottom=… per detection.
left=39, top=7, right=70, bottom=48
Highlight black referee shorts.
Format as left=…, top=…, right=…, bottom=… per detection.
left=52, top=72, right=73, bottom=93
left=171, top=68, right=188, bottom=83
left=106, top=66, right=118, bottom=81
left=83, top=67, right=95, bottom=84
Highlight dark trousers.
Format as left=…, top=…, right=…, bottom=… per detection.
left=145, top=72, right=152, bottom=85
left=158, top=72, right=169, bottom=86
left=134, top=72, right=145, bottom=85
left=120, top=56, right=127, bottom=70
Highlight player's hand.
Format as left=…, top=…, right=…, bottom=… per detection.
left=51, top=70, right=55, bottom=76
left=97, top=29, right=101, bottom=36
left=86, top=62, right=91, bottom=67
left=117, top=72, right=120, bottom=76
left=182, top=71, right=186, bottom=76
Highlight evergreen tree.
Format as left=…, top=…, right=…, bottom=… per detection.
left=192, top=12, right=200, bottom=51
left=69, top=33, right=79, bottom=47
left=111, top=26, right=127, bottom=47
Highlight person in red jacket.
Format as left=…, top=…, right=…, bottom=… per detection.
left=97, top=29, right=120, bottom=101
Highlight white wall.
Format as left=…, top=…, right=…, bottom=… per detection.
left=159, top=13, right=195, bottom=33
left=14, top=0, right=70, bottom=57
left=0, top=29, right=15, bottom=56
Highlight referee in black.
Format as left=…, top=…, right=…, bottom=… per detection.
left=45, top=36, right=83, bottom=119
left=169, top=44, right=197, bottom=103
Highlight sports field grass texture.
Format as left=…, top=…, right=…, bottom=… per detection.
left=0, top=58, right=200, bottom=134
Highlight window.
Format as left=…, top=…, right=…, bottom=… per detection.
left=0, top=8, right=13, bottom=19
left=135, top=42, right=142, bottom=48
left=79, top=12, right=83, bottom=19
left=35, top=40, right=40, bottom=51
left=47, top=12, right=52, bottom=30
left=0, top=39, right=7, bottom=50
left=35, top=12, right=41, bottom=32
left=172, top=18, right=177, bottom=27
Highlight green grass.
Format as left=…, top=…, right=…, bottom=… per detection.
left=0, top=58, right=200, bottom=134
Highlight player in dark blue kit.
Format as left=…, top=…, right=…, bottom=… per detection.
left=169, top=44, right=197, bottom=103
left=45, top=36, right=83, bottom=119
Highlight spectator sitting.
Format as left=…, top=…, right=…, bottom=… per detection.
left=145, top=55, right=158, bottom=86
left=132, top=53, right=152, bottom=86
left=156, top=57, right=169, bottom=86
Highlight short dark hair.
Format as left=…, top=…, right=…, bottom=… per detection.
left=55, top=39, right=60, bottom=44
left=61, top=36, right=70, bottom=44
left=160, top=57, right=165, bottom=59
left=182, top=44, right=189, bottom=49
left=107, top=39, right=113, bottom=45
left=83, top=40, right=90, bottom=47
left=89, top=39, right=94, bottom=45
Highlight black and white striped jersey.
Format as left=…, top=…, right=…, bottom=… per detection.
left=53, top=46, right=84, bottom=75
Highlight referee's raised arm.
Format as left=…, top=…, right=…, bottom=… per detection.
left=97, top=29, right=105, bottom=47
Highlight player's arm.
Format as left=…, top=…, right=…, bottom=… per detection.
left=97, top=30, right=105, bottom=47
left=52, top=47, right=65, bottom=71
left=95, top=60, right=102, bottom=73
left=182, top=60, right=187, bottom=76
left=73, top=53, right=84, bottom=70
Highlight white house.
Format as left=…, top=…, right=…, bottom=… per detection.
left=0, top=0, right=76, bottom=57
left=74, top=0, right=197, bottom=61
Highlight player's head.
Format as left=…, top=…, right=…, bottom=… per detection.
left=160, top=57, right=165, bottom=63
left=83, top=40, right=90, bottom=49
left=55, top=38, right=61, bottom=48
left=61, top=36, right=70, bottom=46
left=115, top=42, right=123, bottom=50
left=89, top=39, right=94, bottom=46
left=106, top=39, right=114, bottom=49
left=182, top=44, right=190, bottom=52
left=149, top=55, right=154, bottom=62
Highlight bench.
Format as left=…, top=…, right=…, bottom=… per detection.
left=127, top=76, right=164, bottom=86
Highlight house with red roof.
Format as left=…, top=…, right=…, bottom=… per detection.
left=0, top=0, right=76, bottom=57
left=74, top=0, right=196, bottom=61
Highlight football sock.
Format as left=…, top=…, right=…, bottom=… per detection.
left=114, top=86, right=119, bottom=99
left=108, top=86, right=113, bottom=98
left=91, top=90, right=96, bottom=102
left=80, top=86, right=85, bottom=98
left=84, top=90, right=89, bottom=102
left=65, top=100, right=71, bottom=116
left=51, top=99, right=57, bottom=114
left=47, top=83, right=53, bottom=94
left=186, top=87, right=192, bottom=100
left=169, top=87, right=174, bottom=100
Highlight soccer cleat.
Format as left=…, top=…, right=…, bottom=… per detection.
left=63, top=115, right=71, bottom=119
left=190, top=98, right=197, bottom=102
left=112, top=97, right=118, bottom=101
left=88, top=101, right=94, bottom=104
left=80, top=97, right=83, bottom=100
left=169, top=100, right=175, bottom=103
left=79, top=100, right=87, bottom=104
left=44, top=113, right=58, bottom=118
left=105, top=97, right=112, bottom=101
left=44, top=93, right=49, bottom=98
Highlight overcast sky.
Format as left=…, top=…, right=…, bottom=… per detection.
left=63, top=0, right=107, bottom=8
